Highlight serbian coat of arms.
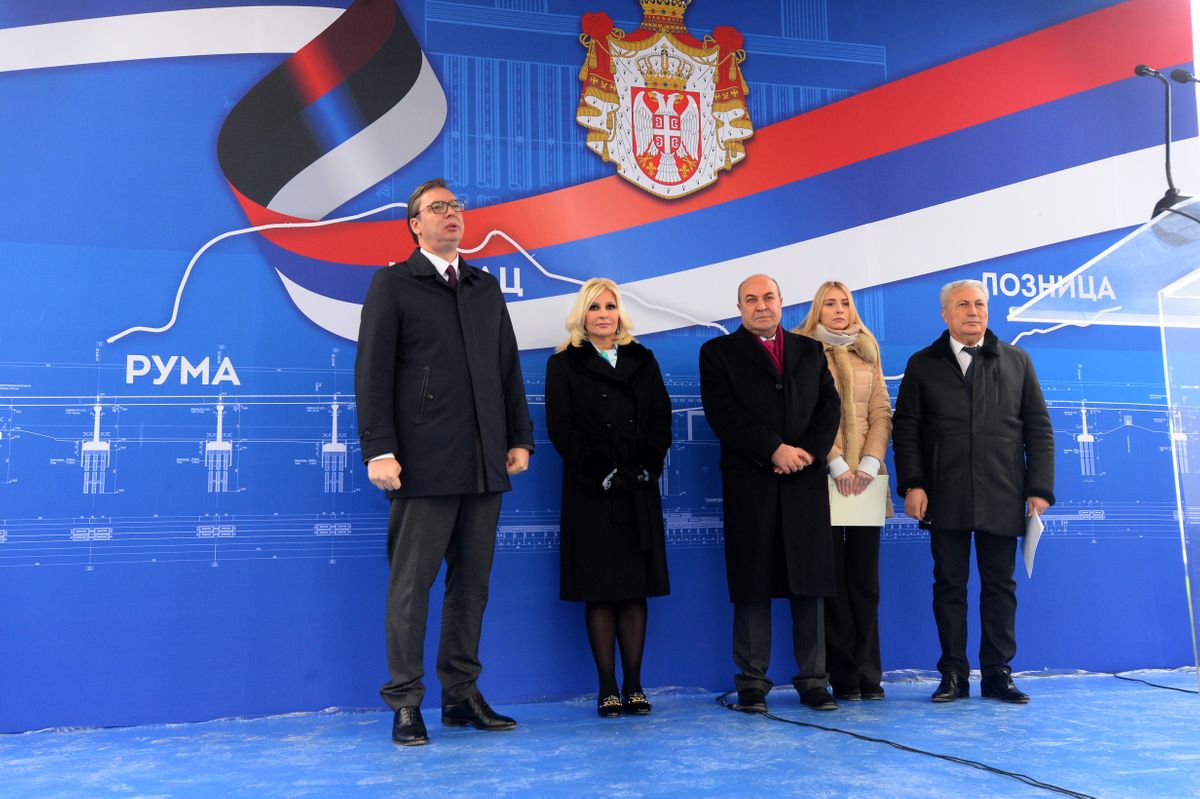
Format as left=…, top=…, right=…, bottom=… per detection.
left=576, top=0, right=753, bottom=199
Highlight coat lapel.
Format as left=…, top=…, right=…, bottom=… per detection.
left=932, top=330, right=965, bottom=382
left=457, top=255, right=482, bottom=285
left=781, top=330, right=803, bottom=377
left=733, top=326, right=781, bottom=379
left=405, top=249, right=479, bottom=288
left=574, top=341, right=643, bottom=385
left=609, top=345, right=642, bottom=383
left=404, top=248, right=439, bottom=279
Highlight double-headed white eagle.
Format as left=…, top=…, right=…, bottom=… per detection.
left=633, top=90, right=700, bottom=183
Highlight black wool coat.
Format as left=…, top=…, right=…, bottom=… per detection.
left=545, top=341, right=672, bottom=601
left=893, top=329, right=1055, bottom=536
left=699, top=326, right=842, bottom=601
left=354, top=249, right=534, bottom=498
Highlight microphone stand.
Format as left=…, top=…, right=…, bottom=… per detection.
left=1136, top=64, right=1190, bottom=217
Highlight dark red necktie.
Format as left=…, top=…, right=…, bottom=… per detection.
left=760, top=335, right=782, bottom=374
left=446, top=263, right=458, bottom=288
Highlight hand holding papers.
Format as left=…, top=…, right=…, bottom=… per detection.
left=828, top=474, right=889, bottom=527
left=1023, top=510, right=1044, bottom=578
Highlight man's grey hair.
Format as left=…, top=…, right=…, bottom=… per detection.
left=939, top=279, right=989, bottom=310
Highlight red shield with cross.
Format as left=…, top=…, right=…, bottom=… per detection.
left=631, top=86, right=702, bottom=185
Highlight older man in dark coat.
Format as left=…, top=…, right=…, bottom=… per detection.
left=699, top=274, right=842, bottom=713
left=893, top=279, right=1054, bottom=705
left=355, top=177, right=533, bottom=745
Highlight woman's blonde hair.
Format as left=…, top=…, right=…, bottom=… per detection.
left=795, top=280, right=880, bottom=350
left=556, top=277, right=637, bottom=352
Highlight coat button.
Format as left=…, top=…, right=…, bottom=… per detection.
left=600, top=393, right=608, bottom=398
left=775, top=383, right=783, bottom=390
left=605, top=423, right=612, bottom=428
left=427, top=394, right=434, bottom=399
left=627, top=419, right=634, bottom=424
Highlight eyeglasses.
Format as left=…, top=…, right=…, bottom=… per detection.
left=419, top=199, right=466, bottom=215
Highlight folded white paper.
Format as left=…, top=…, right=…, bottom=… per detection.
left=1023, top=510, right=1044, bottom=578
left=827, top=474, right=889, bottom=527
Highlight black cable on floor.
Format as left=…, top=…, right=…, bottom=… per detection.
left=1111, top=672, right=1199, bottom=694
left=715, top=692, right=1098, bottom=799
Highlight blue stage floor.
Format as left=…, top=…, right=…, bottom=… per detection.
left=3, top=670, right=1197, bottom=798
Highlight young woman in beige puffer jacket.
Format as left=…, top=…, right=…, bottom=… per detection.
left=795, top=281, right=893, bottom=701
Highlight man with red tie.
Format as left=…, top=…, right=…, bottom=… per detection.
left=355, top=178, right=533, bottom=745
left=699, top=274, right=843, bottom=713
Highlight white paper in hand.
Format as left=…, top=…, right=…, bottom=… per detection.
left=1023, top=511, right=1044, bottom=578
left=828, top=475, right=889, bottom=527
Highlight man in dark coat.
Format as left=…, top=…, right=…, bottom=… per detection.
left=355, top=177, right=534, bottom=745
left=893, top=279, right=1054, bottom=705
left=699, top=274, right=842, bottom=713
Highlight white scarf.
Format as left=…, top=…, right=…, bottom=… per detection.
left=814, top=323, right=860, bottom=347
left=812, top=323, right=878, bottom=365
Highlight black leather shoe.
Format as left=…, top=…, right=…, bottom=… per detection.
left=441, top=693, right=517, bottom=730
left=800, top=687, right=838, bottom=710
left=391, top=706, right=429, bottom=746
left=931, top=672, right=969, bottom=703
left=597, top=694, right=623, bottom=718
left=832, top=686, right=862, bottom=701
left=736, top=687, right=768, bottom=714
left=981, top=673, right=1030, bottom=704
left=859, top=683, right=885, bottom=700
left=622, top=690, right=652, bottom=715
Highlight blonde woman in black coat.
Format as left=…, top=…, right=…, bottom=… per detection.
left=545, top=278, right=672, bottom=718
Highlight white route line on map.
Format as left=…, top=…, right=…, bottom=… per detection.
left=107, top=204, right=727, bottom=343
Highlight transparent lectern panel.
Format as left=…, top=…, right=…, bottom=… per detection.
left=1160, top=270, right=1200, bottom=680
left=1010, top=199, right=1200, bottom=328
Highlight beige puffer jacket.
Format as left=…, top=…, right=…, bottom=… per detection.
left=813, top=333, right=894, bottom=516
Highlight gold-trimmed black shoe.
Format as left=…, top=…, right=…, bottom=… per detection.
left=597, top=694, right=623, bottom=718
left=622, top=690, right=652, bottom=715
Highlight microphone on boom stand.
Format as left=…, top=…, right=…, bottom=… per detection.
left=1134, top=64, right=1191, bottom=217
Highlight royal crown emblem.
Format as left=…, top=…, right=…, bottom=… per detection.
left=576, top=0, right=753, bottom=199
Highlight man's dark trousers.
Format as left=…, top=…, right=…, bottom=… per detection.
left=930, top=528, right=1018, bottom=679
left=733, top=595, right=828, bottom=694
left=381, top=491, right=503, bottom=708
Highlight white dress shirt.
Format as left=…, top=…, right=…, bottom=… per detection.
left=420, top=247, right=461, bottom=283
left=948, top=335, right=982, bottom=375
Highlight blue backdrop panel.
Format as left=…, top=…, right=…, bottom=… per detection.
left=0, top=0, right=1193, bottom=731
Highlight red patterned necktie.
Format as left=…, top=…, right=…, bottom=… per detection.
left=446, top=263, right=458, bottom=288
